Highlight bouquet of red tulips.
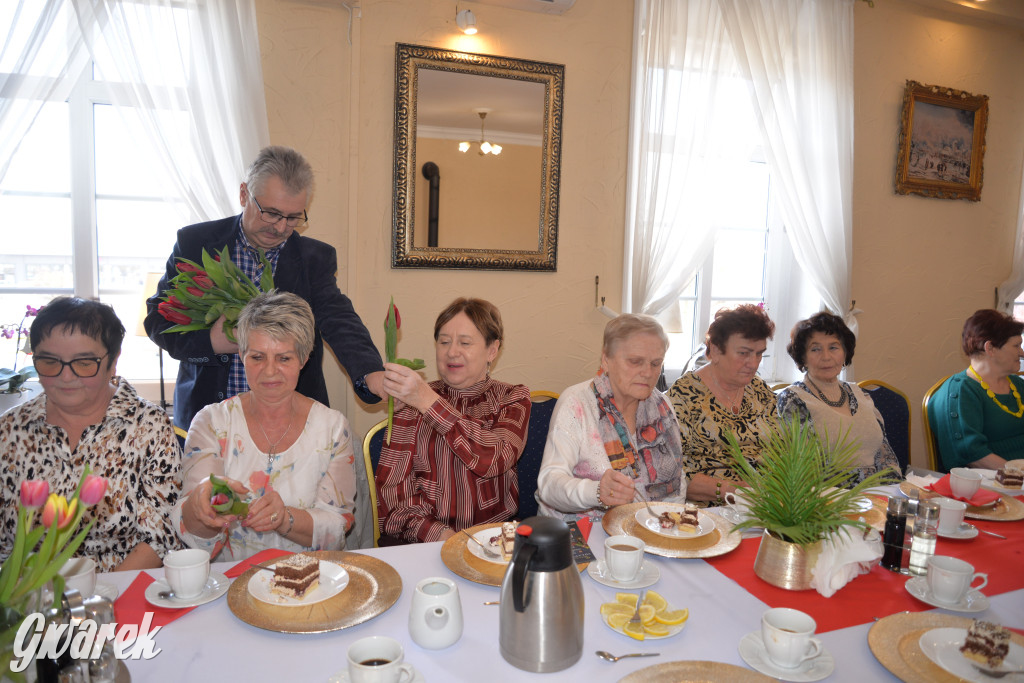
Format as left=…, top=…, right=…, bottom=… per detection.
left=156, top=247, right=274, bottom=343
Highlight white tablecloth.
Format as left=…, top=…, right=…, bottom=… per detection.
left=101, top=514, right=1023, bottom=682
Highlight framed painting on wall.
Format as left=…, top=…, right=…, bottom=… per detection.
left=894, top=80, right=988, bottom=201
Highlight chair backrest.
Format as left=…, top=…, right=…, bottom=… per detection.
left=517, top=391, right=559, bottom=520
left=771, top=382, right=790, bottom=393
left=921, top=375, right=951, bottom=473
left=361, top=418, right=387, bottom=547
left=173, top=425, right=188, bottom=451
left=857, top=380, right=911, bottom=475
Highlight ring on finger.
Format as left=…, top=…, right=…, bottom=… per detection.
left=270, top=512, right=279, bottom=523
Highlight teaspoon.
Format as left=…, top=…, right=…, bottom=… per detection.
left=595, top=650, right=660, bottom=662
left=960, top=522, right=1007, bottom=539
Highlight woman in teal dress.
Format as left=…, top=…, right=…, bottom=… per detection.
left=929, top=309, right=1024, bottom=471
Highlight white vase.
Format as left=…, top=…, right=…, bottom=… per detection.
left=0, top=382, right=42, bottom=417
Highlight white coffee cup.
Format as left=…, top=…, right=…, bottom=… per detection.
left=927, top=555, right=988, bottom=605
left=761, top=607, right=823, bottom=669
left=937, top=498, right=967, bottom=535
left=950, top=467, right=982, bottom=499
left=408, top=577, right=463, bottom=650
left=163, top=549, right=210, bottom=600
left=724, top=490, right=751, bottom=519
left=604, top=535, right=645, bottom=582
left=347, top=636, right=415, bottom=683
left=59, top=557, right=97, bottom=597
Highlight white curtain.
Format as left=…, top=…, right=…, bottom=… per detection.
left=1, top=0, right=269, bottom=220
left=719, top=0, right=857, bottom=334
left=996, top=158, right=1024, bottom=313
left=625, top=0, right=856, bottom=336
left=0, top=0, right=91, bottom=182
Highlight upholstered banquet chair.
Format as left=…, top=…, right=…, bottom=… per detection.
left=361, top=419, right=387, bottom=547
left=858, top=379, right=911, bottom=475
left=517, top=391, right=559, bottom=520
left=921, top=375, right=951, bottom=473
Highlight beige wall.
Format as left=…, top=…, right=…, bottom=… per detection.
left=853, top=1, right=1024, bottom=465
left=254, top=0, right=1024, bottom=467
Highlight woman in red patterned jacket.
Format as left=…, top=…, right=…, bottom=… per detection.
left=376, top=298, right=531, bottom=544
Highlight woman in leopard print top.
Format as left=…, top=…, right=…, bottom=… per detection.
left=0, top=298, right=181, bottom=572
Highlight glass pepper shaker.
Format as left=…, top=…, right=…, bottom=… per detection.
left=908, top=499, right=939, bottom=576
left=881, top=496, right=907, bottom=571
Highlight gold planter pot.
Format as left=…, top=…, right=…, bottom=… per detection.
left=753, top=529, right=823, bottom=591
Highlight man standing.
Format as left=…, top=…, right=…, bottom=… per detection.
left=145, top=146, right=385, bottom=433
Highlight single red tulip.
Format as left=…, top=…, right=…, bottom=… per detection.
left=79, top=475, right=107, bottom=506
left=176, top=263, right=200, bottom=274
left=20, top=480, right=49, bottom=508
left=186, top=286, right=204, bottom=297
left=384, top=303, right=401, bottom=330
left=167, top=295, right=187, bottom=309
left=158, top=302, right=192, bottom=325
left=192, top=274, right=213, bottom=289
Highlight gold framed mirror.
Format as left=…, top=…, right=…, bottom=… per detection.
left=392, top=43, right=564, bottom=271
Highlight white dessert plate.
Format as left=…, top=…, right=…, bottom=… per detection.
left=466, top=527, right=509, bottom=565
left=738, top=632, right=835, bottom=682
left=904, top=576, right=990, bottom=613
left=145, top=572, right=230, bottom=609
left=635, top=504, right=714, bottom=539
left=822, top=486, right=873, bottom=512
left=919, top=627, right=1024, bottom=683
left=247, top=560, right=349, bottom=606
left=587, top=559, right=661, bottom=589
left=981, top=480, right=1024, bottom=496
left=937, top=523, right=979, bottom=540
left=328, top=666, right=425, bottom=683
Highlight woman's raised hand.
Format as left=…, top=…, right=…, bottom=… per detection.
left=382, top=361, right=438, bottom=413
left=598, top=469, right=636, bottom=507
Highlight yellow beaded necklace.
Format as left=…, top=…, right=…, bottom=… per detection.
left=967, top=366, right=1024, bottom=418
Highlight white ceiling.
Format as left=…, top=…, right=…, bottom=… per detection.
left=902, top=0, right=1024, bottom=28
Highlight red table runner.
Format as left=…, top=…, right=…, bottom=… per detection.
left=705, top=518, right=1024, bottom=633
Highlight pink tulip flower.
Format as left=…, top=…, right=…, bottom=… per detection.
left=41, top=494, right=78, bottom=530
left=20, top=481, right=49, bottom=508
left=79, top=475, right=107, bottom=506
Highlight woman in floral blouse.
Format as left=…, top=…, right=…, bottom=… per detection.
left=173, top=291, right=357, bottom=560
left=0, top=297, right=181, bottom=572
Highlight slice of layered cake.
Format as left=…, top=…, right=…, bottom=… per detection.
left=499, top=522, right=517, bottom=560
left=658, top=504, right=700, bottom=532
left=960, top=620, right=1010, bottom=669
left=270, top=553, right=320, bottom=599
left=996, top=465, right=1023, bottom=489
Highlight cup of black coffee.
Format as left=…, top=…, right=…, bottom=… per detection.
left=347, top=636, right=415, bottom=683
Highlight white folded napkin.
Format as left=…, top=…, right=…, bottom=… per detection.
left=809, top=527, right=882, bottom=598
left=904, top=473, right=939, bottom=489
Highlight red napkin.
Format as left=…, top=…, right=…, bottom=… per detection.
left=927, top=474, right=1002, bottom=506
left=224, top=548, right=294, bottom=578
left=576, top=517, right=593, bottom=542
left=113, top=573, right=196, bottom=631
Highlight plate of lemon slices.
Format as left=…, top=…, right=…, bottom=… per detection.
left=599, top=590, right=689, bottom=641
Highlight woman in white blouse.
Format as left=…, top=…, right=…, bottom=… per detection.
left=173, top=291, right=357, bottom=560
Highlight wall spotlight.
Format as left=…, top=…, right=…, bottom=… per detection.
left=456, top=9, right=477, bottom=35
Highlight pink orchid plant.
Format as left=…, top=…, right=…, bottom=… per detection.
left=0, top=304, right=39, bottom=393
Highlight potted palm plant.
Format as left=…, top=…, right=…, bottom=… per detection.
left=725, top=419, right=895, bottom=590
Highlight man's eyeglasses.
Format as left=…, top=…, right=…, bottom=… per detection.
left=33, top=354, right=108, bottom=378
left=248, top=190, right=308, bottom=228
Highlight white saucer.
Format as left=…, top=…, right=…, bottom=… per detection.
left=586, top=559, right=661, bottom=589
left=95, top=581, right=119, bottom=601
left=144, top=572, right=230, bottom=609
left=328, top=665, right=424, bottom=683
left=738, top=631, right=835, bottom=682
left=904, top=576, right=990, bottom=612
left=937, top=524, right=979, bottom=540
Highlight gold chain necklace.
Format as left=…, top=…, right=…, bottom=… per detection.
left=967, top=366, right=1024, bottom=418
left=710, top=369, right=743, bottom=415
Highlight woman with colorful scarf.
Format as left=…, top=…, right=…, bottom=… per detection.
left=536, top=314, right=685, bottom=522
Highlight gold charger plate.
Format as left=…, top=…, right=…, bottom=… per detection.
left=899, top=481, right=1024, bottom=521
left=869, top=611, right=1024, bottom=682
left=603, top=504, right=741, bottom=559
left=440, top=523, right=507, bottom=587
left=618, top=660, right=779, bottom=682
left=227, top=550, right=401, bottom=633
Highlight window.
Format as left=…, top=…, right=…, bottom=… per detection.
left=1, top=40, right=188, bottom=384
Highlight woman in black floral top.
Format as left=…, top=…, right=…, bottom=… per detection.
left=0, top=298, right=181, bottom=572
left=667, top=304, right=777, bottom=507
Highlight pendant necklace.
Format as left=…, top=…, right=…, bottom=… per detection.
left=805, top=376, right=847, bottom=408
left=250, top=394, right=295, bottom=468
left=710, top=369, right=743, bottom=415
left=967, top=366, right=1024, bottom=418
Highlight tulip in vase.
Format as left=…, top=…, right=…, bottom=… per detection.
left=0, top=470, right=107, bottom=682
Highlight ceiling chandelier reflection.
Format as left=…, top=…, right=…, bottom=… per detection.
left=459, top=110, right=502, bottom=156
